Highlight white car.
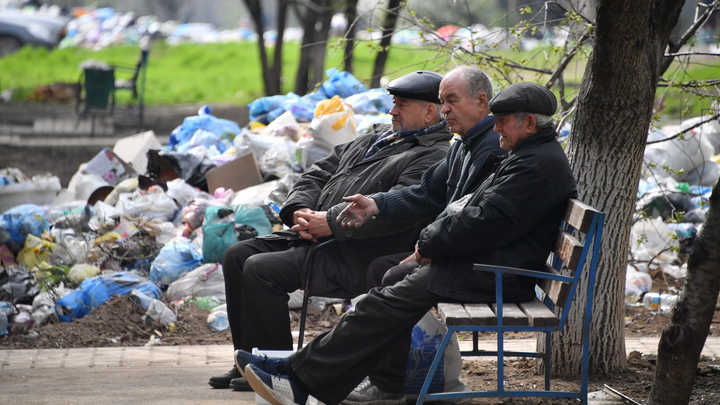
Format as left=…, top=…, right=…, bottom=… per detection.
left=0, top=9, right=69, bottom=56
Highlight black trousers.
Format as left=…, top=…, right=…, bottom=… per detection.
left=222, top=236, right=371, bottom=352
left=290, top=263, right=442, bottom=405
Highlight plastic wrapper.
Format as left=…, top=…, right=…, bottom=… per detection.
left=49, top=234, right=90, bottom=266
left=68, top=263, right=101, bottom=284
left=128, top=289, right=177, bottom=327
left=0, top=204, right=50, bottom=253
left=149, top=241, right=203, bottom=286
left=116, top=190, right=178, bottom=221
left=0, top=266, right=40, bottom=305
left=16, top=234, right=55, bottom=269
left=166, top=263, right=225, bottom=304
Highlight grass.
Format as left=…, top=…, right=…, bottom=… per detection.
left=0, top=40, right=716, bottom=120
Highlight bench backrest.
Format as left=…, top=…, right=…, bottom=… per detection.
left=540, top=199, right=604, bottom=329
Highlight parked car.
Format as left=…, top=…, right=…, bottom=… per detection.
left=0, top=9, right=69, bottom=56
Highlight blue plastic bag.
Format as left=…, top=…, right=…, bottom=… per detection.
left=168, top=114, right=241, bottom=150
left=0, top=204, right=50, bottom=252
left=55, top=272, right=162, bottom=322
left=150, top=241, right=203, bottom=286
left=321, top=68, right=368, bottom=99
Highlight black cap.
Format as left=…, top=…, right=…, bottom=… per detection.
left=489, top=82, right=557, bottom=116
left=386, top=71, right=443, bottom=104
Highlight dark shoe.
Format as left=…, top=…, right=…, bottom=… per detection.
left=341, top=378, right=406, bottom=405
left=208, top=367, right=242, bottom=389
left=245, top=364, right=309, bottom=405
left=230, top=376, right=252, bottom=391
left=234, top=349, right=285, bottom=377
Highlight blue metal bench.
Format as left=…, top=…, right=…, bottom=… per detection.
left=416, top=199, right=605, bottom=405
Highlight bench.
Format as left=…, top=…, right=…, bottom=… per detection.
left=416, top=199, right=605, bottom=405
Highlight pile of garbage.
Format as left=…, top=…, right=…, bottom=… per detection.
left=0, top=68, right=388, bottom=339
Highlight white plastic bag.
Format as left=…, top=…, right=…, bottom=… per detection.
left=405, top=311, right=468, bottom=401
left=116, top=191, right=178, bottom=221
left=166, top=263, right=226, bottom=304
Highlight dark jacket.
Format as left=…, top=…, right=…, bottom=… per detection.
left=371, top=116, right=505, bottom=220
left=278, top=121, right=452, bottom=263
left=417, top=127, right=578, bottom=303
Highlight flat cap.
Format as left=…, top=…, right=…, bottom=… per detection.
left=489, top=82, right=557, bottom=116
left=387, top=71, right=443, bottom=104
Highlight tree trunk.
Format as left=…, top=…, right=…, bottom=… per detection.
left=370, top=0, right=401, bottom=89
left=648, top=184, right=720, bottom=404
left=243, top=0, right=282, bottom=95
left=557, top=0, right=684, bottom=376
left=343, top=0, right=358, bottom=74
left=294, top=0, right=334, bottom=95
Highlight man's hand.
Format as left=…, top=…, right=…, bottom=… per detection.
left=400, top=243, right=432, bottom=266
left=336, top=194, right=379, bottom=228
left=291, top=210, right=332, bottom=242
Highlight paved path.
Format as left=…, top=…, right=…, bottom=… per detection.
left=2, top=338, right=719, bottom=404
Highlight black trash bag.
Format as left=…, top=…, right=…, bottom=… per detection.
left=0, top=266, right=40, bottom=305
left=145, top=150, right=217, bottom=192
left=638, top=191, right=695, bottom=221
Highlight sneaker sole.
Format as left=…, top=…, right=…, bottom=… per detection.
left=234, top=351, right=247, bottom=377
left=245, top=365, right=299, bottom=405
left=341, top=397, right=407, bottom=405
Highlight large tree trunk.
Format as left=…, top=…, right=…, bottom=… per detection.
left=557, top=0, right=684, bottom=376
left=370, top=0, right=401, bottom=89
left=648, top=182, right=720, bottom=403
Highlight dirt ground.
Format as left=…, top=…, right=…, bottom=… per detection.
left=2, top=289, right=720, bottom=404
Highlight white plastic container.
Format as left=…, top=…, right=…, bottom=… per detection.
left=642, top=292, right=678, bottom=312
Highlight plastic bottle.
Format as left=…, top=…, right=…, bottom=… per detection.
left=642, top=292, right=678, bottom=312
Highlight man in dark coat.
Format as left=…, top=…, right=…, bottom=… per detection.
left=238, top=81, right=578, bottom=405
left=209, top=71, right=453, bottom=391
left=363, top=65, right=505, bottom=288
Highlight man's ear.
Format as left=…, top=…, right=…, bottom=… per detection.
left=526, top=114, right=537, bottom=132
left=425, top=103, right=438, bottom=123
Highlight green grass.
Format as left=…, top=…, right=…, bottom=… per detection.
left=0, top=40, right=716, bottom=120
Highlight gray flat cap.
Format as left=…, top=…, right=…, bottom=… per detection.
left=489, top=82, right=557, bottom=116
left=387, top=71, right=443, bottom=104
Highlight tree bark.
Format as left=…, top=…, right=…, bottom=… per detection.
left=294, top=0, right=335, bottom=95
left=557, top=0, right=684, bottom=376
left=370, top=0, right=401, bottom=89
left=648, top=183, right=720, bottom=404
left=342, top=0, right=358, bottom=74
left=243, top=0, right=283, bottom=96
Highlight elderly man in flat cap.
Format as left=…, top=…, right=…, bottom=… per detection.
left=208, top=70, right=453, bottom=391
left=234, top=81, right=578, bottom=405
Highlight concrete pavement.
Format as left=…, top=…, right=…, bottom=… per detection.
left=2, top=337, right=719, bottom=404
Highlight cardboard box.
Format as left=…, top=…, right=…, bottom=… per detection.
left=113, top=130, right=162, bottom=175
left=205, top=152, right=263, bottom=195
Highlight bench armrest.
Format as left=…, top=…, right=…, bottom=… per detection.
left=473, top=263, right=573, bottom=284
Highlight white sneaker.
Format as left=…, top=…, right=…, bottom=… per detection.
left=341, top=378, right=406, bottom=405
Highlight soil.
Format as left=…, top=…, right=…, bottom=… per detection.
left=1, top=288, right=719, bottom=404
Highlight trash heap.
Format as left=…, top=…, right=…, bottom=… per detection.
left=0, top=69, right=392, bottom=340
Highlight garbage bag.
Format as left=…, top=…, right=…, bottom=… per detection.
left=115, top=189, right=178, bottom=221
left=309, top=96, right=357, bottom=148
left=147, top=150, right=217, bottom=192
left=166, top=263, right=225, bottom=304
left=16, top=234, right=55, bottom=269
left=55, top=272, right=162, bottom=322
left=320, top=68, right=369, bottom=99
left=405, top=311, right=468, bottom=400
left=149, top=241, right=203, bottom=286
left=0, top=204, right=50, bottom=253
left=0, top=266, right=40, bottom=305
left=168, top=113, right=241, bottom=150
left=201, top=205, right=272, bottom=263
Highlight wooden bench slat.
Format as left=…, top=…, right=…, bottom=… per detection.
left=491, top=303, right=528, bottom=326
left=437, top=303, right=468, bottom=326
left=464, top=303, right=497, bottom=326
left=518, top=300, right=559, bottom=327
